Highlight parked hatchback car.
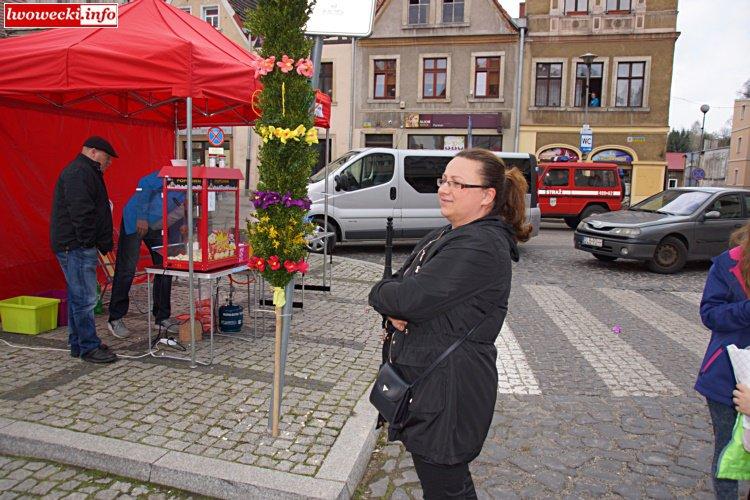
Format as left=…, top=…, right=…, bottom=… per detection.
left=574, top=187, right=750, bottom=273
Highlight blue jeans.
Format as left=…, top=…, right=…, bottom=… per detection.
left=108, top=221, right=172, bottom=323
left=707, top=398, right=738, bottom=499
left=56, top=247, right=101, bottom=357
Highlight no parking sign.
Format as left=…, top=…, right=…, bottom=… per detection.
left=208, top=127, right=224, bottom=147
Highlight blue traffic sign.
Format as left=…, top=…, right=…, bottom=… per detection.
left=208, top=127, right=224, bottom=147
left=692, top=168, right=705, bottom=181
left=580, top=132, right=593, bottom=153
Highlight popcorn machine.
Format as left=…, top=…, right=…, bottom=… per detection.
left=157, top=166, right=244, bottom=272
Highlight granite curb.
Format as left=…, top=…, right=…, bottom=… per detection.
left=0, top=382, right=378, bottom=499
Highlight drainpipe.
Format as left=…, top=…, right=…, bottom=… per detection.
left=513, top=18, right=526, bottom=152
left=349, top=37, right=356, bottom=150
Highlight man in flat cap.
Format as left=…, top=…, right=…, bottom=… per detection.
left=50, top=136, right=119, bottom=363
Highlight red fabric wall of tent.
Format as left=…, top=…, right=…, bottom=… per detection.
left=0, top=0, right=261, bottom=300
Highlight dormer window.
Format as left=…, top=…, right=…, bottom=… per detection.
left=443, top=0, right=464, bottom=23
left=564, top=0, right=588, bottom=14
left=606, top=0, right=631, bottom=12
left=408, top=0, right=429, bottom=24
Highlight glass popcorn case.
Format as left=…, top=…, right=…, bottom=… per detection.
left=158, top=166, right=244, bottom=272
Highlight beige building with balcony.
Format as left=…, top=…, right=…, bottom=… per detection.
left=519, top=0, right=678, bottom=204
left=726, top=99, right=750, bottom=187
left=167, top=0, right=258, bottom=187
left=352, top=0, right=521, bottom=152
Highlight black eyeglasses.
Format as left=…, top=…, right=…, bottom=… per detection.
left=437, top=178, right=488, bottom=190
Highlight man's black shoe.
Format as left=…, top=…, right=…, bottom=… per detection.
left=81, top=347, right=118, bottom=364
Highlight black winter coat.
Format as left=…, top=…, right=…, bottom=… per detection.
left=50, top=154, right=113, bottom=254
left=369, top=217, right=518, bottom=465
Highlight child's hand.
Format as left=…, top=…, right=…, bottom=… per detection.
left=732, top=384, right=750, bottom=415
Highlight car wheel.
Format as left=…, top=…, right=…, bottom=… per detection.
left=580, top=205, right=607, bottom=221
left=647, top=236, right=687, bottom=274
left=593, top=254, right=617, bottom=262
left=563, top=217, right=579, bottom=229
left=306, top=218, right=337, bottom=254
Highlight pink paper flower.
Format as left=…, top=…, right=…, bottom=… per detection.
left=295, top=58, right=314, bottom=78
left=257, top=56, right=276, bottom=76
left=612, top=325, right=622, bottom=334
left=283, top=260, right=298, bottom=273
left=277, top=55, right=294, bottom=73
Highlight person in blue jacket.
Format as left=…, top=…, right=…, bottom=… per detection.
left=107, top=170, right=185, bottom=339
left=696, top=222, right=750, bottom=499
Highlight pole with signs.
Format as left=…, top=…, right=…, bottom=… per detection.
left=580, top=125, right=593, bottom=158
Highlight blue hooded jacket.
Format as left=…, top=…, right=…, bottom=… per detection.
left=695, top=247, right=750, bottom=406
left=122, top=171, right=184, bottom=235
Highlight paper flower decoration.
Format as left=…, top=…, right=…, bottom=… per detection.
left=268, top=255, right=281, bottom=271
left=257, top=56, right=276, bottom=76
left=277, top=55, right=294, bottom=73
left=612, top=325, right=622, bottom=334
left=304, top=127, right=319, bottom=145
left=295, top=58, right=314, bottom=77
left=296, top=260, right=309, bottom=274
left=283, top=260, right=298, bottom=273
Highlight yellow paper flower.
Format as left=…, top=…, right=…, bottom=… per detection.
left=268, top=226, right=278, bottom=239
left=305, top=127, right=319, bottom=145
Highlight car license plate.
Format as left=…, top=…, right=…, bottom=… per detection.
left=582, top=236, right=603, bottom=248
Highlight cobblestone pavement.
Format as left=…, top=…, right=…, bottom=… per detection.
left=0, top=454, right=201, bottom=499
left=352, top=221, right=749, bottom=499
left=0, top=253, right=384, bottom=495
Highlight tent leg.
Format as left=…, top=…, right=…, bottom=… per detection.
left=185, top=97, right=197, bottom=369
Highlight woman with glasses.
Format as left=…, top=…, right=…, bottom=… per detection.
left=369, top=148, right=531, bottom=499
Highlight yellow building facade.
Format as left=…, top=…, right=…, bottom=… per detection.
left=519, top=0, right=678, bottom=204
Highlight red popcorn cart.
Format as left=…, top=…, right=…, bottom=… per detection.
left=157, top=166, right=244, bottom=272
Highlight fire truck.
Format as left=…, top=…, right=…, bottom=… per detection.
left=537, top=162, right=624, bottom=228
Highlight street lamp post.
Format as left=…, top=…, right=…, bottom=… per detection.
left=696, top=104, right=710, bottom=186
left=580, top=53, right=596, bottom=126
left=580, top=52, right=597, bottom=160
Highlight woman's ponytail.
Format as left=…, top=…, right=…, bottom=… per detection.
left=501, top=167, right=532, bottom=242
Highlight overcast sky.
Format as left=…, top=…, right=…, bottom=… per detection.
left=500, top=0, right=749, bottom=134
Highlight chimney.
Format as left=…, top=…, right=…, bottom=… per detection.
left=519, top=2, right=526, bottom=17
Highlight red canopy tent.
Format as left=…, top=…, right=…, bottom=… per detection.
left=0, top=0, right=261, bottom=299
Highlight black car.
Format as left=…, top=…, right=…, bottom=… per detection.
left=574, top=187, right=750, bottom=273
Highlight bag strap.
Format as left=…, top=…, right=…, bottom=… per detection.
left=408, top=316, right=487, bottom=389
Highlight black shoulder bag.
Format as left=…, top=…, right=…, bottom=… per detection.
left=369, top=318, right=485, bottom=429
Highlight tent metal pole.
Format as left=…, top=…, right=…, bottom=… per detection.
left=186, top=97, right=197, bottom=368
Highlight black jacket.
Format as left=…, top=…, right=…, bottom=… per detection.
left=369, top=217, right=518, bottom=465
left=50, top=153, right=113, bottom=254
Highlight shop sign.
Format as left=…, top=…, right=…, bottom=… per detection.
left=627, top=136, right=646, bottom=143
left=591, top=149, right=633, bottom=164
left=403, top=113, right=501, bottom=129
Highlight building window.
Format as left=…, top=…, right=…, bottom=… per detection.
left=365, top=134, right=394, bottom=148
left=202, top=6, right=219, bottom=28
left=319, top=62, right=333, bottom=98
left=408, top=0, right=429, bottom=24
left=565, top=0, right=588, bottom=13
left=442, top=0, right=464, bottom=23
left=739, top=137, right=743, bottom=154
left=474, top=57, right=501, bottom=98
left=423, top=58, right=447, bottom=99
left=178, top=6, right=191, bottom=14
left=615, top=61, right=645, bottom=107
left=606, top=0, right=631, bottom=12
left=668, top=178, right=678, bottom=188
left=535, top=63, right=563, bottom=107
left=575, top=62, right=603, bottom=107
left=471, top=136, right=503, bottom=151
left=313, top=137, right=332, bottom=175
left=373, top=59, right=397, bottom=99
left=742, top=105, right=746, bottom=121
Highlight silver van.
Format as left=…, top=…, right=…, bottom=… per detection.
left=306, top=148, right=540, bottom=251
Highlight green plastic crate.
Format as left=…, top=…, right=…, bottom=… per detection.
left=0, top=296, right=60, bottom=335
